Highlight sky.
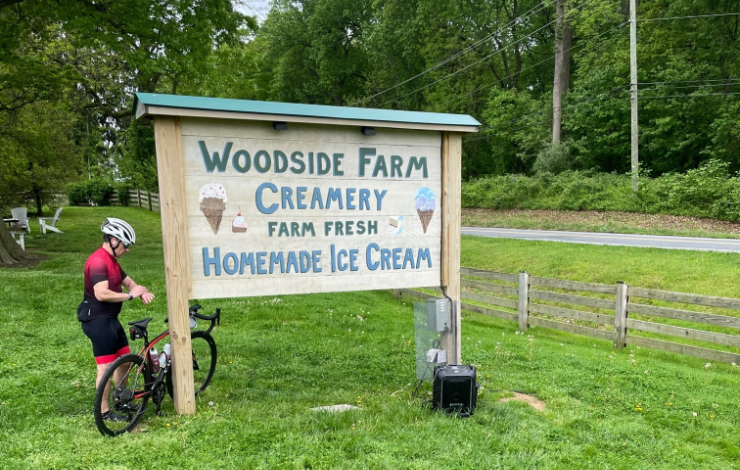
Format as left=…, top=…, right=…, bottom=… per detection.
left=233, top=0, right=271, bottom=23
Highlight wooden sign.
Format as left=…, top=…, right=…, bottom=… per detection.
left=182, top=119, right=443, bottom=298
left=136, top=93, right=479, bottom=415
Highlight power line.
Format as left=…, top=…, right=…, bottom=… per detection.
left=465, top=88, right=630, bottom=143
left=638, top=78, right=740, bottom=86
left=438, top=21, right=628, bottom=108
left=474, top=84, right=630, bottom=133
left=638, top=92, right=740, bottom=99
left=639, top=82, right=740, bottom=91
left=467, top=89, right=739, bottom=142
left=637, top=12, right=740, bottom=22
left=465, top=87, right=739, bottom=144
left=350, top=0, right=556, bottom=106
left=376, top=0, right=601, bottom=107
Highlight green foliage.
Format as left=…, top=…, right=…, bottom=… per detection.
left=65, top=182, right=87, bottom=206
left=113, top=182, right=132, bottom=206
left=117, top=119, right=158, bottom=192
left=66, top=179, right=114, bottom=206
left=533, top=142, right=574, bottom=175
left=3, top=0, right=740, bottom=198
left=0, top=101, right=83, bottom=213
left=0, top=0, right=251, bottom=207
left=463, top=160, right=740, bottom=222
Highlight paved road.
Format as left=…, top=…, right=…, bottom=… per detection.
left=461, top=227, right=740, bottom=253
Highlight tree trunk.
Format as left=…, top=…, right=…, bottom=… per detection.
left=552, top=0, right=573, bottom=144
left=33, top=186, right=42, bottom=216
left=0, top=219, right=30, bottom=267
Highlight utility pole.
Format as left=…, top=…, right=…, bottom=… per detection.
left=630, top=0, right=639, bottom=192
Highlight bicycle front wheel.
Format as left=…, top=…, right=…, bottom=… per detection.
left=166, top=331, right=217, bottom=399
left=94, top=353, right=152, bottom=437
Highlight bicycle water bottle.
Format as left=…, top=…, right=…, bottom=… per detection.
left=159, top=343, right=170, bottom=369
left=150, top=348, right=159, bottom=373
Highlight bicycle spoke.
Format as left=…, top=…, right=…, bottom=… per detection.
left=94, top=354, right=151, bottom=436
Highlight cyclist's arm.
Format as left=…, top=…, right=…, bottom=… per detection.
left=121, top=276, right=141, bottom=293
left=93, top=280, right=134, bottom=303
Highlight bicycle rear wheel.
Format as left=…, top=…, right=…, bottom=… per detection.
left=94, top=353, right=151, bottom=436
left=166, top=331, right=217, bottom=398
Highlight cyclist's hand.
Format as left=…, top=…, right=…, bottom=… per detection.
left=141, top=292, right=155, bottom=305
left=129, top=285, right=147, bottom=298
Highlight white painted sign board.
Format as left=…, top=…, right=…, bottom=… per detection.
left=182, top=119, right=442, bottom=299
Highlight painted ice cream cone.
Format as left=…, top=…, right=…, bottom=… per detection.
left=199, top=184, right=227, bottom=235
left=414, top=187, right=436, bottom=234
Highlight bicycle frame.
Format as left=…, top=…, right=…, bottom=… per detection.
left=127, top=306, right=221, bottom=400
left=132, top=329, right=170, bottom=400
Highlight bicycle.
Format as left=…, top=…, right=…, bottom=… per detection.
left=93, top=304, right=221, bottom=436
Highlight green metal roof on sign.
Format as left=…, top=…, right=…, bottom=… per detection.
left=134, top=93, right=480, bottom=132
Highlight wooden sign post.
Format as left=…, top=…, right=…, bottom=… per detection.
left=135, top=94, right=479, bottom=414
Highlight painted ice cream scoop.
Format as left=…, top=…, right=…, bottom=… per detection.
left=232, top=206, right=248, bottom=233
left=414, top=187, right=436, bottom=233
left=199, top=184, right=227, bottom=235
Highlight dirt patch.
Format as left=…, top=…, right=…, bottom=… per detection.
left=498, top=392, right=546, bottom=411
left=463, top=208, right=740, bottom=236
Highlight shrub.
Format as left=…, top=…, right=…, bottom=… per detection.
left=66, top=182, right=88, bottom=206
left=113, top=182, right=132, bottom=206
left=532, top=142, right=573, bottom=175
left=66, top=179, right=114, bottom=206
left=462, top=161, right=740, bottom=223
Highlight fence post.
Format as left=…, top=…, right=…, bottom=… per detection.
left=137, top=188, right=142, bottom=208
left=518, top=271, right=529, bottom=331
left=614, top=282, right=628, bottom=349
left=147, top=190, right=153, bottom=211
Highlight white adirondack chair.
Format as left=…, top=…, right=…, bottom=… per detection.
left=39, top=207, right=63, bottom=234
left=10, top=232, right=25, bottom=250
left=10, top=207, right=30, bottom=233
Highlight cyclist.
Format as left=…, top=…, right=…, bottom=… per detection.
left=81, top=217, right=155, bottom=422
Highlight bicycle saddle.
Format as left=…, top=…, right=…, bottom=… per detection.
left=128, top=317, right=153, bottom=329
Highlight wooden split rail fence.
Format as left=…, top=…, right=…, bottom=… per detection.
left=396, top=267, right=740, bottom=364
left=110, top=189, right=160, bottom=212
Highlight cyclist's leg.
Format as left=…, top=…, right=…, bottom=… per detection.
left=83, top=318, right=130, bottom=413
left=110, top=321, right=131, bottom=393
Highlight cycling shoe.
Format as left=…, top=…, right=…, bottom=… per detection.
left=102, top=410, right=131, bottom=422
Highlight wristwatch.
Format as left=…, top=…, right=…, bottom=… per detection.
left=128, top=293, right=133, bottom=301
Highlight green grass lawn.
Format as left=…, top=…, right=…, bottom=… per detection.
left=1, top=207, right=740, bottom=469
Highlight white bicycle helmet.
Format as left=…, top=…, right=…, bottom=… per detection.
left=101, top=217, right=136, bottom=246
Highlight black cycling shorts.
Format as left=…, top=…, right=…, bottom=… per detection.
left=81, top=316, right=130, bottom=364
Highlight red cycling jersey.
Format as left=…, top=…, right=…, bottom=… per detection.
left=84, top=247, right=128, bottom=319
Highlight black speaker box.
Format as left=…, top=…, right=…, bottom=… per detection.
left=432, top=364, right=478, bottom=417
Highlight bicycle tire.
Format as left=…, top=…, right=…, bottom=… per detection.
left=94, top=353, right=151, bottom=436
left=166, top=331, right=217, bottom=399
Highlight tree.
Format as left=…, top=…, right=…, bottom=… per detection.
left=0, top=0, right=249, bottom=265
left=552, top=0, right=573, bottom=143
left=258, top=0, right=372, bottom=105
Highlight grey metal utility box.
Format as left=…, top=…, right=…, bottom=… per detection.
left=426, top=298, right=449, bottom=332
